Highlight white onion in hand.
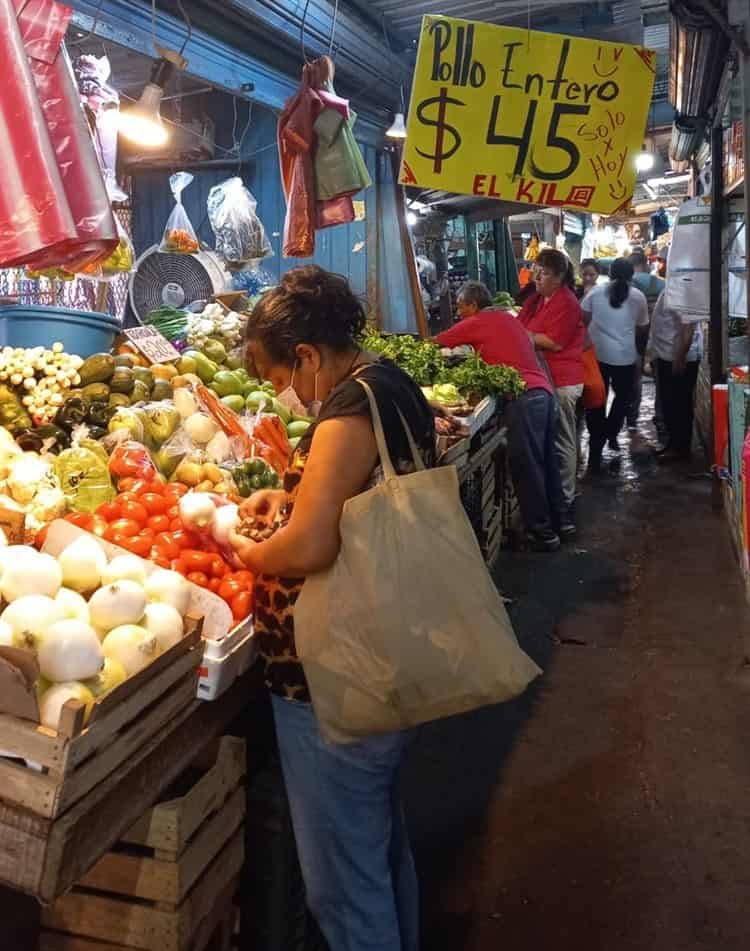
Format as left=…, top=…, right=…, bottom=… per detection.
left=212, top=504, right=239, bottom=546
left=38, top=620, right=104, bottom=682
left=179, top=493, right=216, bottom=532
left=89, top=581, right=147, bottom=631
left=103, top=625, right=158, bottom=676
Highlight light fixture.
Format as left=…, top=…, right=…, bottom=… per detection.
left=387, top=112, right=407, bottom=140
left=406, top=211, right=418, bottom=226
left=646, top=173, right=691, bottom=188
left=635, top=151, right=655, bottom=172
left=119, top=57, right=175, bottom=147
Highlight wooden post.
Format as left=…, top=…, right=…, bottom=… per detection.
left=389, top=150, right=429, bottom=338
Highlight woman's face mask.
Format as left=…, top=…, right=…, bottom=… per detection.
left=277, top=364, right=322, bottom=418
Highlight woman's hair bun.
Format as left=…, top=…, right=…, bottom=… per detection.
left=245, top=265, right=367, bottom=364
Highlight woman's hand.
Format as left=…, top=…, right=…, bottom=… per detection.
left=228, top=530, right=258, bottom=570
left=239, top=489, right=287, bottom=526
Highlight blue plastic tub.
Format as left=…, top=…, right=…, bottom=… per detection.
left=0, top=306, right=121, bottom=358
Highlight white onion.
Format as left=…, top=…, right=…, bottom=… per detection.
left=55, top=588, right=90, bottom=624
left=58, top=536, right=107, bottom=593
left=179, top=493, right=216, bottom=532
left=1, top=551, right=62, bottom=601
left=38, top=620, right=104, bottom=683
left=102, top=625, right=158, bottom=676
left=38, top=681, right=94, bottom=731
left=212, top=504, right=239, bottom=546
left=145, top=569, right=191, bottom=616
left=1, top=595, right=65, bottom=651
left=174, top=388, right=199, bottom=420
left=101, top=554, right=148, bottom=588
left=0, top=619, right=12, bottom=646
left=0, top=545, right=37, bottom=583
left=83, top=656, right=127, bottom=698
left=183, top=412, right=219, bottom=445
left=142, top=603, right=184, bottom=653
left=88, top=581, right=147, bottom=632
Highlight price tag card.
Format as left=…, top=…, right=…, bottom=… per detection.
left=400, top=16, right=656, bottom=215
left=124, top=326, right=180, bottom=364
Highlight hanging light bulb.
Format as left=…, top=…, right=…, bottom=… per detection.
left=119, top=58, right=174, bottom=147
left=635, top=148, right=655, bottom=172
left=406, top=211, right=418, bottom=226
left=386, top=112, right=407, bottom=140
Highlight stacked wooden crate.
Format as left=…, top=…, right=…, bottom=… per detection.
left=40, top=737, right=246, bottom=951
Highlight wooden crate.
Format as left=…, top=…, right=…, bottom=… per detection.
left=0, top=622, right=203, bottom=821
left=0, top=660, right=254, bottom=903
left=40, top=738, right=246, bottom=951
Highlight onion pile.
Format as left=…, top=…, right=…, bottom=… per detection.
left=0, top=537, right=192, bottom=732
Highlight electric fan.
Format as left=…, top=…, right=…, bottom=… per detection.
left=129, top=245, right=231, bottom=321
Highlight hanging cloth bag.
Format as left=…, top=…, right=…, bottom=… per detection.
left=295, top=379, right=541, bottom=743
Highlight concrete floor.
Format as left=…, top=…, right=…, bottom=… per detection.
left=404, top=405, right=750, bottom=950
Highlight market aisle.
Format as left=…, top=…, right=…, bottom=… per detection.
left=404, top=445, right=750, bottom=951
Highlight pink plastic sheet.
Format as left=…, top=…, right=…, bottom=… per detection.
left=0, top=0, right=118, bottom=270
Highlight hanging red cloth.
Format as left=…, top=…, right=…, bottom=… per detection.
left=13, top=0, right=118, bottom=271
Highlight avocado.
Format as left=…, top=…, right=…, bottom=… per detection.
left=287, top=420, right=311, bottom=439
left=245, top=390, right=272, bottom=412
left=109, top=367, right=135, bottom=394
left=81, top=382, right=111, bottom=404
left=211, top=370, right=244, bottom=397
left=193, top=353, right=218, bottom=384
left=113, top=354, right=136, bottom=369
left=108, top=392, right=130, bottom=408
left=220, top=394, right=246, bottom=414
left=79, top=353, right=115, bottom=386
left=129, top=379, right=151, bottom=404
left=151, top=380, right=174, bottom=402
left=132, top=367, right=154, bottom=389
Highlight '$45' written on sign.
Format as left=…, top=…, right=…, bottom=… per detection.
left=399, top=16, right=656, bottom=215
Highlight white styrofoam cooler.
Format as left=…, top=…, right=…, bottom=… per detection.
left=197, top=619, right=256, bottom=701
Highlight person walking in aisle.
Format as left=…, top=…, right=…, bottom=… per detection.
left=519, top=249, right=584, bottom=535
left=648, top=290, right=703, bottom=462
left=582, top=257, right=649, bottom=472
left=578, top=258, right=604, bottom=300
left=628, top=249, right=664, bottom=429
left=435, top=281, right=567, bottom=551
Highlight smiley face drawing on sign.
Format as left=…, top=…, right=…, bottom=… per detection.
left=608, top=179, right=627, bottom=202
left=593, top=45, right=624, bottom=78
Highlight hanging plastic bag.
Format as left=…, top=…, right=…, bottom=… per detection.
left=159, top=172, right=200, bottom=254
left=208, top=177, right=273, bottom=265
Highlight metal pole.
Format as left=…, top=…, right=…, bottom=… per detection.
left=710, top=122, right=724, bottom=509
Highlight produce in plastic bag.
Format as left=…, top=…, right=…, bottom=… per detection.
left=107, top=440, right=157, bottom=485
left=55, top=444, right=115, bottom=512
left=207, top=177, right=273, bottom=265
left=77, top=217, right=135, bottom=282
left=159, top=172, right=200, bottom=254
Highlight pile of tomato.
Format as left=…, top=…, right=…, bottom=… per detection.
left=58, top=476, right=254, bottom=624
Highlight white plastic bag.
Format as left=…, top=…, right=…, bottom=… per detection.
left=207, top=177, right=272, bottom=265
left=159, top=172, right=199, bottom=253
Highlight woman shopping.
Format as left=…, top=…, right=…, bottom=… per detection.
left=582, top=257, right=649, bottom=471
left=228, top=266, right=435, bottom=951
left=519, top=248, right=584, bottom=535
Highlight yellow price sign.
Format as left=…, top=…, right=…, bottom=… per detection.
left=399, top=16, right=656, bottom=214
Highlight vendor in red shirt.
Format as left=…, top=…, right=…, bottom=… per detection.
left=518, top=249, right=584, bottom=528
left=435, top=281, right=567, bottom=551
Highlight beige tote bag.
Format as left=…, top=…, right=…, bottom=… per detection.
left=295, top=380, right=542, bottom=743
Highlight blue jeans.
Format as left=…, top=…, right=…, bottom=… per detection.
left=271, top=694, right=419, bottom=951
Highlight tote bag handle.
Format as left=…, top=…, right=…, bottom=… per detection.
left=356, top=377, right=425, bottom=478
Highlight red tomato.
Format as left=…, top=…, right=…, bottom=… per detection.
left=170, top=558, right=183, bottom=572
left=34, top=524, right=50, bottom=550
left=186, top=571, right=209, bottom=588
left=141, top=493, right=167, bottom=515
left=209, top=555, right=229, bottom=578
left=123, top=534, right=152, bottom=558
left=164, top=483, right=189, bottom=501
left=208, top=577, right=222, bottom=594
left=231, top=590, right=253, bottom=622
left=231, top=569, right=255, bottom=587
left=169, top=518, right=184, bottom=532
left=117, top=477, right=137, bottom=492
left=91, top=517, right=109, bottom=538
left=151, top=553, right=171, bottom=570
left=120, top=500, right=149, bottom=526
left=106, top=518, right=141, bottom=540
left=166, top=505, right=181, bottom=521
left=171, top=528, right=201, bottom=550
left=130, top=479, right=155, bottom=496
left=96, top=501, right=121, bottom=522
left=153, top=532, right=181, bottom=560
left=66, top=512, right=94, bottom=530
left=147, top=514, right=171, bottom=534
left=202, top=539, right=220, bottom=554
left=180, top=550, right=214, bottom=573
left=219, top=577, right=244, bottom=601
left=109, top=532, right=135, bottom=549
left=116, top=491, right=140, bottom=507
